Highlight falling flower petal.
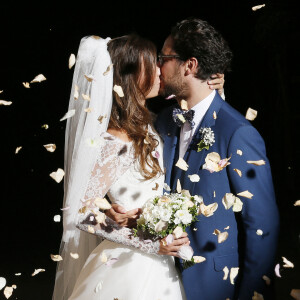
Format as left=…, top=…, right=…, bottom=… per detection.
left=282, top=257, right=294, bottom=268
left=177, top=114, right=186, bottom=123
left=30, top=74, right=46, bottom=83
left=74, top=85, right=79, bottom=100
left=94, top=198, right=112, bottom=210
left=54, top=215, right=61, bottom=222
left=232, top=197, right=243, bottom=212
left=0, top=277, right=6, bottom=290
left=41, top=124, right=49, bottom=129
left=223, top=266, right=229, bottom=280
left=176, top=179, right=182, bottom=193
left=213, top=229, right=220, bottom=235
left=60, top=206, right=70, bottom=211
left=256, top=229, right=263, bottom=236
left=193, top=228, right=197, bottom=231
left=70, top=253, right=79, bottom=259
left=237, top=190, right=253, bottom=199
left=193, top=256, right=206, bottom=263
left=103, top=64, right=113, bottom=76
left=262, top=275, right=271, bottom=285
left=4, top=285, right=16, bottom=299
left=0, top=100, right=12, bottom=106
left=188, top=174, right=200, bottom=182
left=166, top=94, right=176, bottom=100
left=15, top=273, right=21, bottom=276
left=213, top=111, right=217, bottom=119
left=84, top=107, right=93, bottom=113
left=100, top=252, right=108, bottom=263
left=252, top=291, right=264, bottom=300
left=165, top=234, right=174, bottom=245
left=50, top=168, right=65, bottom=183
left=22, top=82, right=30, bottom=88
left=152, top=150, right=160, bottom=159
left=218, top=231, right=229, bottom=243
left=222, top=193, right=236, bottom=210
left=203, top=152, right=230, bottom=173
left=113, top=85, right=124, bottom=97
left=173, top=226, right=183, bottom=239
left=294, top=200, right=300, bottom=206
left=252, top=4, right=265, bottom=11
left=152, top=183, right=159, bottom=191
left=15, top=146, right=22, bottom=154
left=97, top=115, right=107, bottom=124
left=32, top=269, right=45, bottom=276
left=60, top=109, right=75, bottom=121
left=199, top=202, right=218, bottom=217
left=0, top=90, right=3, bottom=93
left=84, top=74, right=94, bottom=82
left=94, top=280, right=103, bottom=293
left=82, top=93, right=90, bottom=101
left=44, top=144, right=56, bottom=152
left=247, top=160, right=266, bottom=166
left=237, top=149, right=243, bottom=156
left=175, top=157, right=189, bottom=171
left=245, top=108, right=257, bottom=121
left=105, top=258, right=118, bottom=266
left=233, top=168, right=242, bottom=177
left=224, top=226, right=230, bottom=230
left=155, top=220, right=168, bottom=232
left=213, top=191, right=216, bottom=197
left=230, top=267, right=239, bottom=285
left=290, top=289, right=300, bottom=300
left=275, top=264, right=281, bottom=277
left=180, top=100, right=188, bottom=111
left=50, top=254, right=63, bottom=262
left=88, top=226, right=95, bottom=234
left=68, top=54, right=76, bottom=69
left=164, top=183, right=171, bottom=192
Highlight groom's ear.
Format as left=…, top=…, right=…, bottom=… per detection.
left=184, top=57, right=198, bottom=76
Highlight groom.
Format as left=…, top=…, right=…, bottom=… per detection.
left=155, top=18, right=279, bottom=299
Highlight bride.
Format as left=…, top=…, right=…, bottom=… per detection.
left=52, top=34, right=224, bottom=300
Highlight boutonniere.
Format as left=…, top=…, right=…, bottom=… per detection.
left=197, top=127, right=215, bottom=152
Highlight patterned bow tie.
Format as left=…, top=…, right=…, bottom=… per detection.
left=172, top=108, right=195, bottom=128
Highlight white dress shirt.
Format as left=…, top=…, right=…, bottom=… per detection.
left=179, top=90, right=216, bottom=158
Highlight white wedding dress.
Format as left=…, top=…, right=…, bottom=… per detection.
left=69, top=129, right=186, bottom=300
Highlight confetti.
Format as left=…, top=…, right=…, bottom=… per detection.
left=230, top=267, right=239, bottom=285
left=97, top=115, right=107, bottom=124
left=245, top=108, right=257, bottom=121
left=203, top=152, right=231, bottom=173
left=237, top=190, right=253, bottom=199
left=290, top=289, right=300, bottom=300
left=213, top=191, right=216, bottom=197
left=103, top=64, right=113, bottom=76
left=0, top=277, right=6, bottom=290
left=252, top=291, right=264, bottom=300
left=252, top=4, right=265, bottom=11
left=82, top=94, right=90, bottom=101
left=173, top=226, right=183, bottom=239
left=68, top=54, right=76, bottom=69
left=70, top=253, right=79, bottom=259
left=60, top=109, right=75, bottom=121
left=175, top=157, right=189, bottom=171
left=30, top=74, right=46, bottom=83
left=165, top=94, right=176, bottom=100
left=256, top=229, right=263, bottom=236
left=22, top=82, right=30, bottom=88
left=84, top=74, right=94, bottom=82
left=275, top=264, right=281, bottom=277
left=53, top=215, right=61, bottom=222
left=224, top=226, right=230, bottom=230
left=180, top=99, right=188, bottom=110
left=50, top=254, right=63, bottom=262
left=15, top=146, right=22, bottom=154
left=198, top=202, right=218, bottom=217
left=188, top=174, right=200, bottom=182
left=4, top=285, right=16, bottom=299
left=177, top=114, right=186, bottom=123
left=176, top=179, right=182, bottom=193
left=282, top=257, right=294, bottom=268
left=0, top=90, right=3, bottom=93
left=94, top=198, right=112, bottom=210
left=100, top=252, right=108, bottom=263
left=294, top=200, right=300, bottom=206
left=94, top=280, right=103, bottom=293
left=43, top=144, right=56, bottom=152
left=113, top=85, right=124, bottom=97
left=41, top=124, right=49, bottom=129
left=84, top=107, right=93, bottom=113
left=247, top=160, right=265, bottom=166
left=222, top=193, right=243, bottom=212
left=233, top=168, right=242, bottom=177
left=0, top=100, right=12, bottom=106
left=50, top=168, right=65, bottom=183
left=32, top=269, right=45, bottom=276
left=218, top=231, right=229, bottom=243
left=223, top=266, right=229, bottom=280
left=262, top=275, right=271, bottom=285
left=237, top=149, right=243, bottom=156
left=213, top=111, right=217, bottom=119
left=74, top=85, right=79, bottom=100
left=193, top=256, right=206, bottom=263
left=88, top=226, right=95, bottom=234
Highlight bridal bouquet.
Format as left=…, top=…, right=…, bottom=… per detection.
left=135, top=190, right=203, bottom=268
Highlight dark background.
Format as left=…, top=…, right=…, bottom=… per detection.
left=0, top=0, right=299, bottom=299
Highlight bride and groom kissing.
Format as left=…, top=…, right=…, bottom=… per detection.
left=53, top=17, right=279, bottom=300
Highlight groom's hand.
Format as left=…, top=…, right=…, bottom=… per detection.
left=105, top=204, right=142, bottom=228
left=158, top=232, right=190, bottom=257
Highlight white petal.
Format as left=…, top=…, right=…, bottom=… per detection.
left=43, top=144, right=56, bottom=152
left=94, top=198, right=112, bottom=210
left=222, top=193, right=236, bottom=210
left=199, top=202, right=218, bottom=217
left=22, top=82, right=30, bottom=88
left=176, top=179, right=182, bottom=193
left=0, top=100, right=12, bottom=106
left=84, top=107, right=93, bottom=113
left=237, top=190, right=253, bottom=199
left=230, top=267, right=239, bottom=285
left=60, top=109, right=75, bottom=121
left=223, top=266, right=229, bottom=280
left=70, top=253, right=79, bottom=259
left=232, top=197, right=243, bottom=212
left=193, top=256, right=206, bottom=263
left=252, top=4, right=265, bottom=11
left=31, top=269, right=45, bottom=276
left=256, top=229, right=263, bottom=236
left=0, top=90, right=3, bottom=93
left=237, top=149, right=243, bottom=156
left=100, top=252, right=108, bottom=263
left=294, top=200, right=300, bottom=206
left=173, top=226, right=183, bottom=239
left=103, top=64, right=113, bottom=76
left=49, top=168, right=65, bottom=183
left=177, top=114, right=186, bottom=123
left=188, top=174, right=200, bottom=182
left=245, top=107, right=257, bottom=121
left=94, top=280, right=103, bottom=293
left=213, top=111, right=217, bottom=119
left=53, top=215, right=61, bottom=222
left=68, top=54, right=76, bottom=69
left=74, top=85, right=79, bottom=100
left=84, top=74, right=94, bottom=82
left=247, top=160, right=266, bottom=166
left=82, top=93, right=90, bottom=101
left=15, top=146, right=22, bottom=154
left=41, top=124, right=49, bottom=129
left=14, top=273, right=21, bottom=276
left=113, top=85, right=124, bottom=97
left=50, top=254, right=63, bottom=262
left=88, top=226, right=95, bottom=234
left=0, top=277, right=6, bottom=290
left=275, top=263, right=281, bottom=277
left=218, top=231, right=229, bottom=243
left=4, top=286, right=16, bottom=299
left=224, top=226, right=230, bottom=230
left=30, top=74, right=46, bottom=83
left=233, top=168, right=242, bottom=177
left=175, top=157, right=189, bottom=171
left=282, top=256, right=294, bottom=268
left=180, top=99, right=188, bottom=110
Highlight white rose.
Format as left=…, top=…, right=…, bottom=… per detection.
left=177, top=245, right=194, bottom=261
left=174, top=209, right=193, bottom=225
left=159, top=208, right=172, bottom=222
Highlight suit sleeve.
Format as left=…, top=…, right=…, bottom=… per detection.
left=227, top=125, right=279, bottom=299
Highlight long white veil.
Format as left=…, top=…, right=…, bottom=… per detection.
left=52, top=36, right=113, bottom=300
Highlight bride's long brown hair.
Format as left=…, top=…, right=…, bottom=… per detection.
left=107, top=34, right=163, bottom=180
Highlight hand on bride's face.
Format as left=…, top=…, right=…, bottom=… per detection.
left=145, top=66, right=161, bottom=99
left=158, top=232, right=190, bottom=257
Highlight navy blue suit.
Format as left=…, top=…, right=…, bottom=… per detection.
left=155, top=92, right=279, bottom=299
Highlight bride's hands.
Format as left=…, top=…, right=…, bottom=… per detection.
left=208, top=73, right=225, bottom=96
left=158, top=232, right=190, bottom=257
left=105, top=203, right=142, bottom=228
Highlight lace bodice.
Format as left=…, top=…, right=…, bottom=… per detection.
left=78, top=128, right=164, bottom=255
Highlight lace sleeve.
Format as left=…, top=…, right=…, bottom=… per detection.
left=77, top=215, right=160, bottom=255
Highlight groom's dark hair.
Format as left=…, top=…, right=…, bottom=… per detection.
left=170, top=18, right=233, bottom=80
